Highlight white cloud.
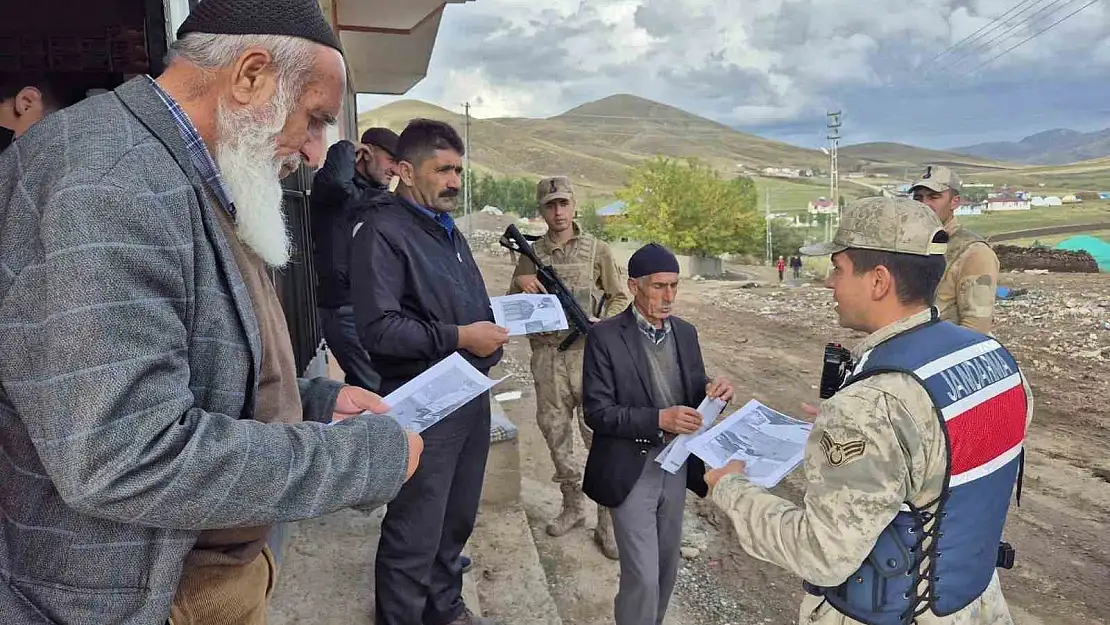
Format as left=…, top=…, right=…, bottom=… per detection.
left=358, top=0, right=1110, bottom=146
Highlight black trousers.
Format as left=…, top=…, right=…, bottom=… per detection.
left=319, top=305, right=381, bottom=392
left=374, top=382, right=491, bottom=625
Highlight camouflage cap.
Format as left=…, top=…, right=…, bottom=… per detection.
left=537, top=176, right=574, bottom=206
left=910, top=165, right=962, bottom=194
left=800, top=197, right=947, bottom=257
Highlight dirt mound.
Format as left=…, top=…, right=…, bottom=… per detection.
left=995, top=244, right=1100, bottom=273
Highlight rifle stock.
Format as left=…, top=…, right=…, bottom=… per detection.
left=499, top=224, right=595, bottom=351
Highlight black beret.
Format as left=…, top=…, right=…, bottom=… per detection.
left=628, top=243, right=680, bottom=279
left=177, top=0, right=343, bottom=54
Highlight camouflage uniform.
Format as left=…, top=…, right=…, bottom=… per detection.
left=711, top=197, right=1034, bottom=625
left=936, top=217, right=999, bottom=334
left=509, top=176, right=628, bottom=547
left=911, top=166, right=1000, bottom=334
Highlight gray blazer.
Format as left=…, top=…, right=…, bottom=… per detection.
left=0, top=77, right=410, bottom=624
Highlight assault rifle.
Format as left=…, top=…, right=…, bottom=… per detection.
left=499, top=224, right=600, bottom=351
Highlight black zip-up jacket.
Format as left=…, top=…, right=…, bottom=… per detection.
left=310, top=141, right=386, bottom=309
left=349, top=193, right=502, bottom=382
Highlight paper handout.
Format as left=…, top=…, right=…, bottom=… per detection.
left=685, top=399, right=812, bottom=488
left=490, top=294, right=569, bottom=336
left=654, top=397, right=727, bottom=474
left=376, top=352, right=505, bottom=433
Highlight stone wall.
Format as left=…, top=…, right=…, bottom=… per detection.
left=610, top=242, right=724, bottom=277
left=994, top=245, right=1100, bottom=273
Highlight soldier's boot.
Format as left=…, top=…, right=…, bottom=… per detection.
left=545, top=484, right=587, bottom=537
left=593, top=505, right=619, bottom=560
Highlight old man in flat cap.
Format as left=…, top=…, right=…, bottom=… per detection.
left=0, top=1, right=422, bottom=623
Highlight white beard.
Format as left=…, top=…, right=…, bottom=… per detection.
left=214, top=101, right=302, bottom=268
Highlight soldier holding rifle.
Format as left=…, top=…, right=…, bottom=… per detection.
left=506, top=176, right=628, bottom=557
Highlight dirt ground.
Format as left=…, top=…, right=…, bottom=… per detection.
left=474, top=237, right=1110, bottom=625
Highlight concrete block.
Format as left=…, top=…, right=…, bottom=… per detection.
left=482, top=397, right=521, bottom=508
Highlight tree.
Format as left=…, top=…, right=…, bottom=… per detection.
left=615, top=157, right=762, bottom=257
left=768, top=217, right=806, bottom=260
left=463, top=173, right=540, bottom=218
left=962, top=187, right=989, bottom=203
left=578, top=201, right=608, bottom=239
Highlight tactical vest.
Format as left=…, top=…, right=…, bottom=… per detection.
left=935, top=227, right=990, bottom=327
left=944, top=227, right=987, bottom=268
left=809, top=317, right=1027, bottom=625
left=529, top=228, right=601, bottom=345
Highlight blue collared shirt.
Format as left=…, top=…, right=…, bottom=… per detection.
left=145, top=76, right=237, bottom=221
left=403, top=196, right=455, bottom=237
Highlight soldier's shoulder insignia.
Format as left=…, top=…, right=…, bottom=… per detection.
left=820, top=431, right=867, bottom=467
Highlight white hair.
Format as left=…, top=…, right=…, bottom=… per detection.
left=167, top=33, right=321, bottom=268
left=167, top=33, right=318, bottom=111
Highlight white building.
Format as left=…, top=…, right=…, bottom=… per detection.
left=986, top=197, right=1031, bottom=212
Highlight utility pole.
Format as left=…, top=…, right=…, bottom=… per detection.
left=463, top=102, right=472, bottom=238
left=826, top=110, right=842, bottom=242
left=765, top=187, right=772, bottom=264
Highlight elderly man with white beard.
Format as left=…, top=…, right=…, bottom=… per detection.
left=0, top=1, right=423, bottom=624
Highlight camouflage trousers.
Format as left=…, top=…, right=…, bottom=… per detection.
left=530, top=342, right=593, bottom=487
left=799, top=572, right=1014, bottom=625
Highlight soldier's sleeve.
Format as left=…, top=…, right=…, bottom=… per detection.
left=955, top=243, right=1000, bottom=333
left=710, top=385, right=912, bottom=586
left=506, top=253, right=537, bottom=295
left=595, top=242, right=629, bottom=317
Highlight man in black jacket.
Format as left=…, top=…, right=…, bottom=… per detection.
left=582, top=243, right=733, bottom=625
left=310, top=127, right=398, bottom=391
left=350, top=119, right=509, bottom=625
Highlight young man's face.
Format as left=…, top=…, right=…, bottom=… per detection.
left=540, top=198, right=574, bottom=234
left=912, top=187, right=960, bottom=223
left=826, top=251, right=874, bottom=332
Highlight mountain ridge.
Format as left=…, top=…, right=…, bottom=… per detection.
left=357, top=95, right=1109, bottom=198
left=955, top=127, right=1110, bottom=165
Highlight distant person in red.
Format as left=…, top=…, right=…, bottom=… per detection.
left=776, top=255, right=786, bottom=282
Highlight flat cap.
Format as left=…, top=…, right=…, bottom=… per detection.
left=361, top=127, right=400, bottom=156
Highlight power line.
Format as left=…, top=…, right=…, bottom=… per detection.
left=947, top=0, right=1080, bottom=70
left=927, top=0, right=1043, bottom=65
left=960, top=0, right=1102, bottom=76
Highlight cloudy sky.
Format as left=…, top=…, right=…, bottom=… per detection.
left=356, top=0, right=1110, bottom=150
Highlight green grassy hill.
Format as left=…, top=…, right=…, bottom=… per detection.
left=962, top=156, right=1110, bottom=192
left=357, top=95, right=843, bottom=203
left=357, top=96, right=1110, bottom=215
left=840, top=142, right=1016, bottom=176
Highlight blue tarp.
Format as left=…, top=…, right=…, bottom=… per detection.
left=597, top=200, right=626, bottom=217
left=1055, top=235, right=1110, bottom=272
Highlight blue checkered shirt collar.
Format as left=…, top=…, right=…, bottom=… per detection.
left=146, top=76, right=237, bottom=221
left=632, top=304, right=671, bottom=345
left=402, top=196, right=455, bottom=237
